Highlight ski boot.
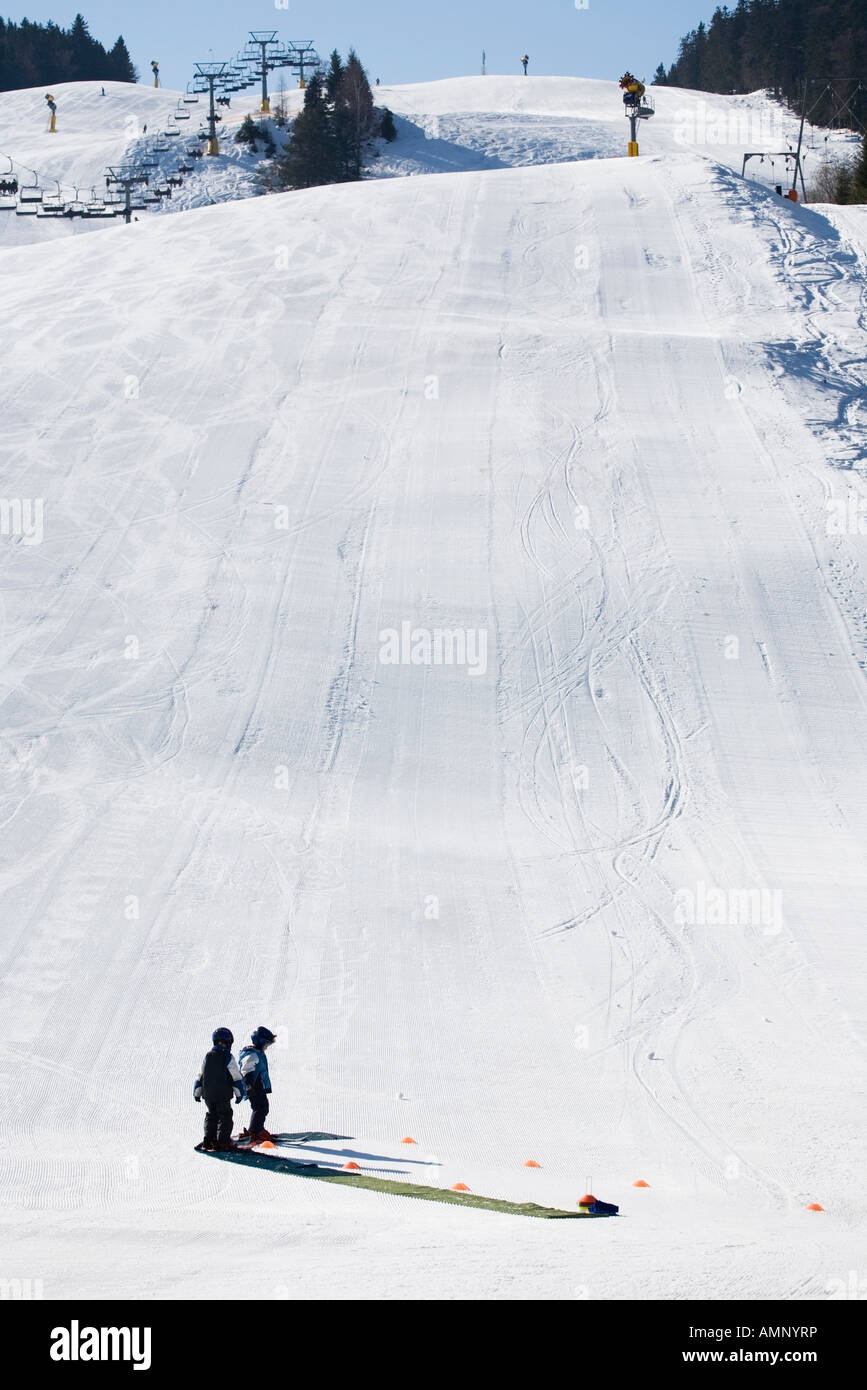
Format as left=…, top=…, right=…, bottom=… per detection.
left=194, top=1138, right=216, bottom=1152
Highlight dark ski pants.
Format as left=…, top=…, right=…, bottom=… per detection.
left=204, top=1098, right=233, bottom=1144
left=250, top=1092, right=270, bottom=1135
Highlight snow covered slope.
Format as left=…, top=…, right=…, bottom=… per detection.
left=1, top=75, right=855, bottom=250
left=1, top=105, right=866, bottom=1300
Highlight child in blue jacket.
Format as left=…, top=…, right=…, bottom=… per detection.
left=238, top=1026, right=277, bottom=1142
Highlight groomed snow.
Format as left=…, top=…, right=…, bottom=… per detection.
left=0, top=77, right=865, bottom=1301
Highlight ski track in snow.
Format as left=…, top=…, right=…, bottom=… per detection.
left=0, top=78, right=865, bottom=1300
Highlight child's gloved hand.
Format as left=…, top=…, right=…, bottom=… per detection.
left=234, top=1091, right=245, bottom=1105
left=194, top=1095, right=201, bottom=1102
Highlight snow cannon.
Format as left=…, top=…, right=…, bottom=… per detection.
left=619, top=74, right=653, bottom=156
left=45, top=93, right=57, bottom=132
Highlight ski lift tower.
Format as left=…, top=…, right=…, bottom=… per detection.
left=288, top=42, right=320, bottom=90
left=194, top=62, right=228, bottom=155
left=106, top=166, right=150, bottom=224
left=249, top=31, right=279, bottom=113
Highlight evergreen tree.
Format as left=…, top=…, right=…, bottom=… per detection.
left=107, top=36, right=137, bottom=84
left=325, top=49, right=344, bottom=102
left=0, top=13, right=137, bottom=91
left=236, top=114, right=275, bottom=154
left=270, top=73, right=339, bottom=189
left=334, top=49, right=377, bottom=180
left=852, top=128, right=867, bottom=201
left=662, top=0, right=867, bottom=129
left=380, top=107, right=397, bottom=141
left=652, top=64, right=668, bottom=86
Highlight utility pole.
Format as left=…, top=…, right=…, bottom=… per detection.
left=106, top=166, right=149, bottom=224
left=249, top=31, right=279, bottom=113
left=481, top=49, right=486, bottom=76
left=195, top=61, right=228, bottom=155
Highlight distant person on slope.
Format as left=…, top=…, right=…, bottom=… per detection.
left=238, top=1026, right=277, bottom=1143
left=194, top=1027, right=245, bottom=1152
left=521, top=55, right=529, bottom=75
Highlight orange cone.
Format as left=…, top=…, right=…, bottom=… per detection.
left=342, top=1161, right=361, bottom=1171
left=451, top=1182, right=470, bottom=1192
left=578, top=1193, right=596, bottom=1206
left=400, top=1137, right=417, bottom=1144
left=524, top=1159, right=541, bottom=1168
left=633, top=1179, right=650, bottom=1187
left=260, top=1141, right=275, bottom=1149
left=806, top=1202, right=824, bottom=1211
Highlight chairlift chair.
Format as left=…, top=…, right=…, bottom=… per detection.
left=15, top=203, right=39, bottom=215
left=0, top=156, right=18, bottom=200
left=0, top=161, right=17, bottom=208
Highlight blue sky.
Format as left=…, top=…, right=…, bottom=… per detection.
left=3, top=1, right=711, bottom=91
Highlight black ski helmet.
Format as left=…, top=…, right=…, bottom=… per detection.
left=212, top=1027, right=234, bottom=1047
left=251, top=1026, right=276, bottom=1047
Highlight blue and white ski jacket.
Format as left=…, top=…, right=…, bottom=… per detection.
left=194, top=1047, right=244, bottom=1103
left=239, top=1044, right=272, bottom=1094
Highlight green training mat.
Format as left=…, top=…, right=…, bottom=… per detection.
left=203, top=1147, right=615, bottom=1219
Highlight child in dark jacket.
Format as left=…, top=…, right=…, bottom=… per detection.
left=238, top=1026, right=277, bottom=1143
left=194, top=1027, right=245, bottom=1151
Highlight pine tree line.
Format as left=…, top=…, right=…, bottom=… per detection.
left=654, top=0, right=867, bottom=130
left=267, top=49, right=397, bottom=192
left=0, top=12, right=137, bottom=92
